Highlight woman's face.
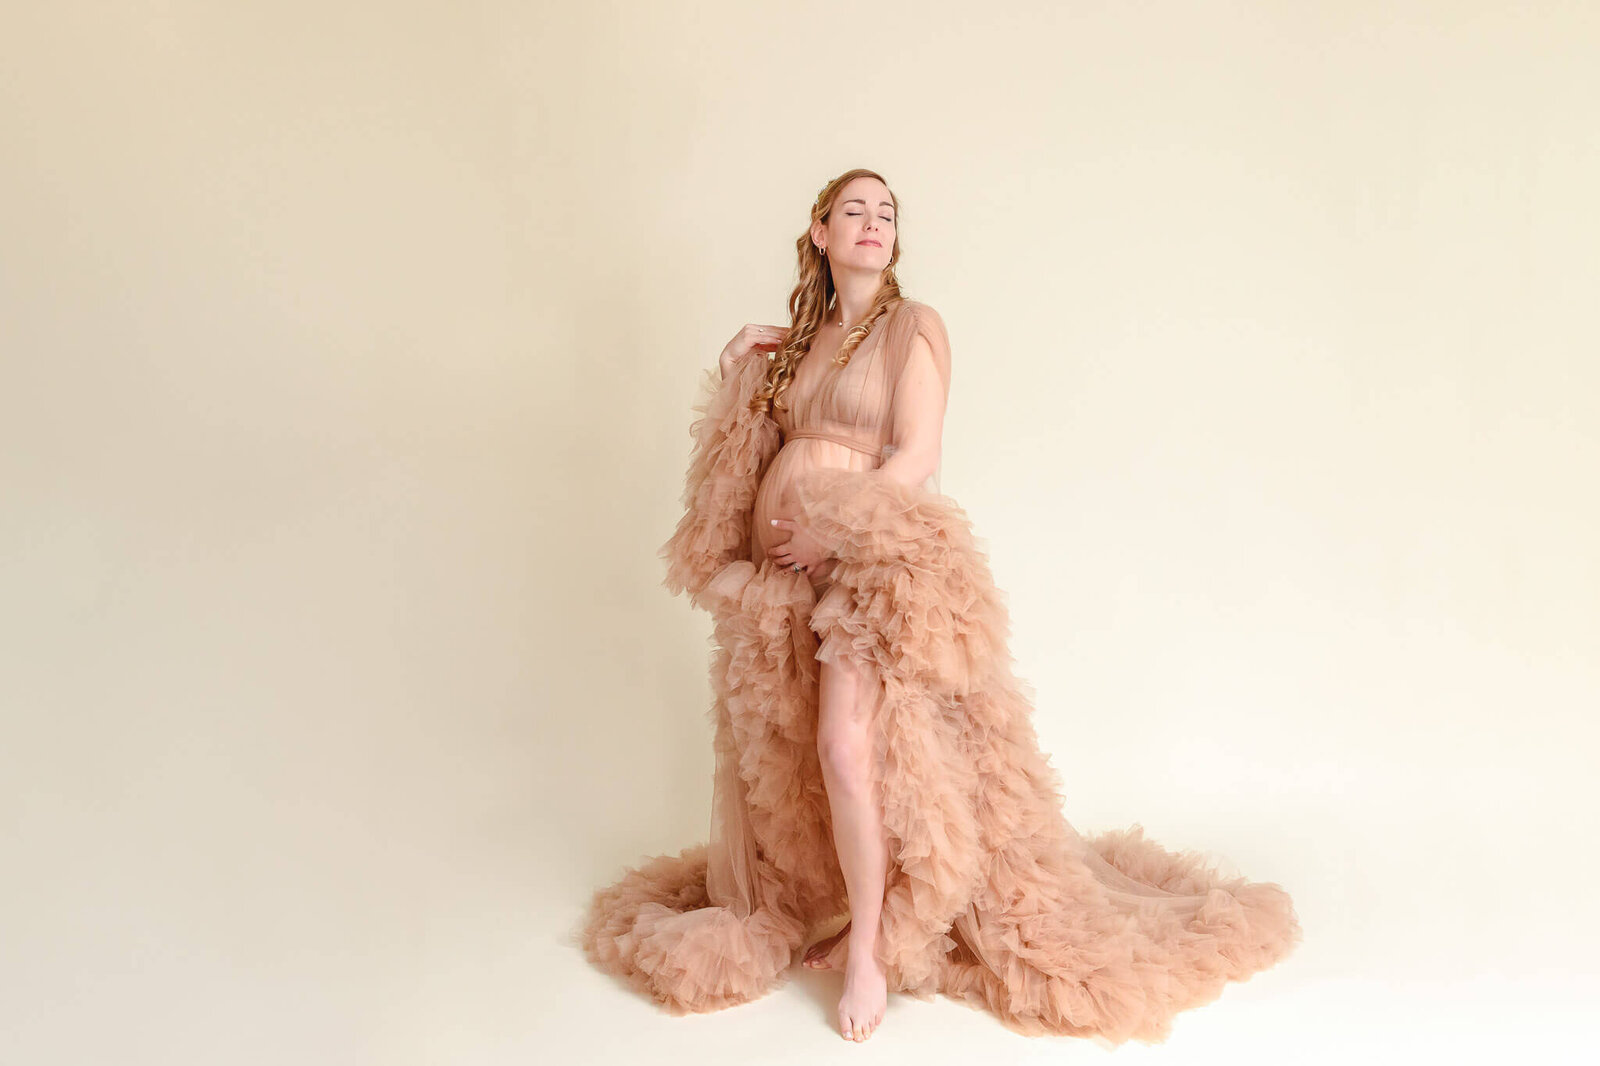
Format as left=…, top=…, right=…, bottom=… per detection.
left=814, top=177, right=896, bottom=275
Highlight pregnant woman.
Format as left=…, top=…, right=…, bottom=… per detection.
left=581, top=169, right=1303, bottom=1044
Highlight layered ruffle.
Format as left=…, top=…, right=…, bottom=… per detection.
left=658, top=358, right=781, bottom=611
left=580, top=560, right=834, bottom=1014
left=792, top=465, right=1011, bottom=697
left=579, top=843, right=806, bottom=1013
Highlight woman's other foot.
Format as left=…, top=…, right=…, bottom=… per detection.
left=802, top=920, right=851, bottom=969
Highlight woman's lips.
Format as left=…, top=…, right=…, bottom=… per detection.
left=857, top=239, right=881, bottom=246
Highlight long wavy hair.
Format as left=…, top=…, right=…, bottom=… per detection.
left=752, top=168, right=906, bottom=415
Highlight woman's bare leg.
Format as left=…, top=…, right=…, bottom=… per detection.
left=816, top=654, right=890, bottom=1041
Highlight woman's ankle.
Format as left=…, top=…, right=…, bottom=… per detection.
left=844, top=916, right=879, bottom=947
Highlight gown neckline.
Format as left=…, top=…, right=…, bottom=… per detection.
left=799, top=300, right=899, bottom=373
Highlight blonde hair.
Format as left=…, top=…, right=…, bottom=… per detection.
left=752, top=168, right=905, bottom=415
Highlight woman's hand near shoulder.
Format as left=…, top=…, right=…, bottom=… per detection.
left=719, top=323, right=787, bottom=378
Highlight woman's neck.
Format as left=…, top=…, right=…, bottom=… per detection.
left=831, top=274, right=881, bottom=331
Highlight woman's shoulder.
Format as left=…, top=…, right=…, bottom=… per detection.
left=892, top=297, right=943, bottom=325
left=890, top=298, right=948, bottom=350
left=889, top=294, right=947, bottom=332
left=881, top=299, right=950, bottom=382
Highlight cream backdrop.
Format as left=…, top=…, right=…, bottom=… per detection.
left=2, top=3, right=1595, bottom=1064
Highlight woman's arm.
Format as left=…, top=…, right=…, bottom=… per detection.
left=877, top=330, right=948, bottom=488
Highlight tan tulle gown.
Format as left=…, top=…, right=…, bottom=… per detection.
left=582, top=298, right=1303, bottom=1044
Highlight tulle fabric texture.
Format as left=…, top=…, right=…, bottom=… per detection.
left=704, top=672, right=762, bottom=920
left=582, top=299, right=1302, bottom=1043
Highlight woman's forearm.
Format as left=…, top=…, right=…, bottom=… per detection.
left=875, top=446, right=939, bottom=489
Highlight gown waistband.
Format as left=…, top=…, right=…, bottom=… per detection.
left=783, top=428, right=886, bottom=460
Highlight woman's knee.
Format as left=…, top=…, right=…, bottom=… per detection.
left=817, top=698, right=869, bottom=785
left=817, top=657, right=878, bottom=781
left=818, top=735, right=871, bottom=790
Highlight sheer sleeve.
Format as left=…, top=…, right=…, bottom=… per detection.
left=658, top=355, right=781, bottom=605
left=885, top=302, right=951, bottom=494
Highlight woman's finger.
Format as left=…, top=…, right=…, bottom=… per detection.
left=745, top=324, right=787, bottom=352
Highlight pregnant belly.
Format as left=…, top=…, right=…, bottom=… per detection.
left=752, top=437, right=880, bottom=573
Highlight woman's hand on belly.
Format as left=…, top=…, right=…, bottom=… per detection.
left=766, top=516, right=830, bottom=573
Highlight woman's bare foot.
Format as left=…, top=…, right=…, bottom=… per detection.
left=836, top=932, right=888, bottom=1041
left=802, top=920, right=851, bottom=969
